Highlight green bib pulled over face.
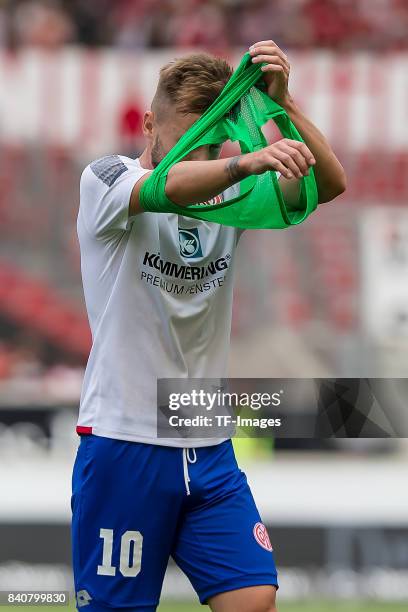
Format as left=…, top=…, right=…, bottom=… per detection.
left=139, top=52, right=318, bottom=230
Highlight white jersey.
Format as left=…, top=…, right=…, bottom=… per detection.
left=77, top=155, right=241, bottom=447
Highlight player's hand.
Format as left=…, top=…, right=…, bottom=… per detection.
left=244, top=139, right=316, bottom=180
left=249, top=40, right=290, bottom=106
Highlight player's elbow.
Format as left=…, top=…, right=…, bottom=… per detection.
left=318, top=168, right=347, bottom=204
left=333, top=167, right=347, bottom=197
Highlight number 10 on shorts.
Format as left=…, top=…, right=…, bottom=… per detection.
left=97, top=528, right=143, bottom=577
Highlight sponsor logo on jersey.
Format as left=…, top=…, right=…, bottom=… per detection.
left=253, top=522, right=273, bottom=552
left=179, top=228, right=203, bottom=259
left=143, top=251, right=230, bottom=280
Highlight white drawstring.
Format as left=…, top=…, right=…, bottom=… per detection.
left=182, top=448, right=197, bottom=496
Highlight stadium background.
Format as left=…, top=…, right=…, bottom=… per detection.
left=0, top=0, right=408, bottom=610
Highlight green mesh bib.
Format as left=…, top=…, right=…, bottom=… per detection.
left=139, top=52, right=318, bottom=229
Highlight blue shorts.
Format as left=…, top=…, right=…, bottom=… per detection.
left=71, top=435, right=278, bottom=611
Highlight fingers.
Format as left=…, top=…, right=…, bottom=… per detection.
left=250, top=42, right=290, bottom=80
left=257, top=152, right=294, bottom=179
left=249, top=41, right=289, bottom=66
left=250, top=40, right=286, bottom=56
left=269, top=159, right=295, bottom=179
left=260, top=64, right=287, bottom=74
left=251, top=54, right=289, bottom=72
left=266, top=139, right=316, bottom=179
left=280, top=139, right=316, bottom=165
left=272, top=149, right=304, bottom=179
left=277, top=142, right=312, bottom=177
left=250, top=40, right=276, bottom=47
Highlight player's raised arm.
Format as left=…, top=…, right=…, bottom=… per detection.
left=130, top=138, right=316, bottom=213
left=250, top=40, right=347, bottom=204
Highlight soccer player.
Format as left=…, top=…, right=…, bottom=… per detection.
left=72, top=41, right=346, bottom=612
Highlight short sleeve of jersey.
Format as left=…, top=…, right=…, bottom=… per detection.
left=79, top=155, right=150, bottom=238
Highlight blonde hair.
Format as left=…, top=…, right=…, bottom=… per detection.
left=152, top=53, right=233, bottom=118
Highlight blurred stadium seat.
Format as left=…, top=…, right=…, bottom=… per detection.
left=1, top=0, right=408, bottom=51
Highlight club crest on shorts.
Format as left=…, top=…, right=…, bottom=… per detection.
left=76, top=590, right=92, bottom=607
left=179, top=228, right=203, bottom=259
left=253, top=522, right=273, bottom=552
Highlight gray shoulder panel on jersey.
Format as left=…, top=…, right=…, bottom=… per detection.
left=90, top=155, right=128, bottom=187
